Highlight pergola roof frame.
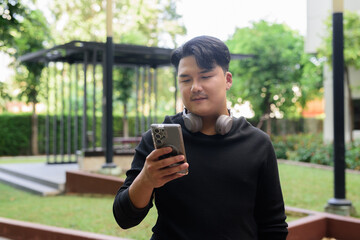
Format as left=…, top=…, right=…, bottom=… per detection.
left=18, top=40, right=253, bottom=165
left=18, top=40, right=253, bottom=67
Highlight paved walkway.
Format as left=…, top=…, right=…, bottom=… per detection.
left=0, top=162, right=79, bottom=195
left=0, top=162, right=79, bottom=185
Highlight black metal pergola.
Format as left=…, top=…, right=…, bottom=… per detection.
left=19, top=40, right=252, bottom=165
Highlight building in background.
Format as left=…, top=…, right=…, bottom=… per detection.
left=306, top=0, right=360, bottom=142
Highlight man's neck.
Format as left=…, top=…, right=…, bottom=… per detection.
left=200, top=119, right=217, bottom=135
left=200, top=112, right=228, bottom=135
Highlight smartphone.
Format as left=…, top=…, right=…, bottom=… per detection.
left=150, top=123, right=188, bottom=174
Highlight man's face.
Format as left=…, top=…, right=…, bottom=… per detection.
left=177, top=55, right=232, bottom=117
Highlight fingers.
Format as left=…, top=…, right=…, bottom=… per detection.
left=160, top=160, right=188, bottom=175
left=146, top=147, right=173, bottom=162
left=158, top=155, right=185, bottom=169
left=142, top=147, right=188, bottom=188
left=146, top=147, right=185, bottom=169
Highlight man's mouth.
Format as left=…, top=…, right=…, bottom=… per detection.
left=191, top=96, right=207, bottom=101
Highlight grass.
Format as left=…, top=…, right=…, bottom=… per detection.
left=0, top=162, right=359, bottom=239
left=0, top=156, right=46, bottom=164
left=0, top=183, right=156, bottom=240
left=279, top=164, right=360, bottom=217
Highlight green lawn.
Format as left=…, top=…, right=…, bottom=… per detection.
left=0, top=162, right=359, bottom=240
left=0, top=156, right=46, bottom=164
left=0, top=183, right=156, bottom=240
left=279, top=164, right=360, bottom=217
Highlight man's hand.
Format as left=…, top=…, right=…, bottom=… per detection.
left=141, top=147, right=188, bottom=188
left=128, top=147, right=188, bottom=209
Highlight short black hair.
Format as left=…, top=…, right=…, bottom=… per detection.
left=170, top=36, right=231, bottom=73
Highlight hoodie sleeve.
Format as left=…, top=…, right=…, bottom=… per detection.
left=255, top=136, right=288, bottom=240
left=113, top=130, right=155, bottom=229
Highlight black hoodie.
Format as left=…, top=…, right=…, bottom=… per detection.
left=113, top=113, right=288, bottom=240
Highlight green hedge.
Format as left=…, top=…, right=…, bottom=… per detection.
left=0, top=113, right=160, bottom=156
left=1, top=114, right=359, bottom=171
left=0, top=114, right=32, bottom=155
left=272, top=133, right=360, bottom=170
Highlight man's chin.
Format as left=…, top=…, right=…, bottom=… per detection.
left=187, top=107, right=211, bottom=117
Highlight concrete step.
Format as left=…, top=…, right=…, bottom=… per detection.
left=0, top=165, right=62, bottom=190
left=0, top=171, right=61, bottom=196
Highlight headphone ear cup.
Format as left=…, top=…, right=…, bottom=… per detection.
left=183, top=112, right=202, bottom=133
left=215, top=115, right=233, bottom=135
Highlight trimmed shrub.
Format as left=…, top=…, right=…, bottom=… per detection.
left=0, top=114, right=31, bottom=155
left=272, top=133, right=360, bottom=170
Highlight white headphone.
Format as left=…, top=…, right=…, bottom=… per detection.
left=182, top=108, right=233, bottom=135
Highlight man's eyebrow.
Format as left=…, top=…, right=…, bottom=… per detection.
left=200, top=69, right=213, bottom=74
left=178, top=68, right=214, bottom=78
left=178, top=74, right=190, bottom=78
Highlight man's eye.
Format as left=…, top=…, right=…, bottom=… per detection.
left=180, top=79, right=191, bottom=83
left=202, top=76, right=211, bottom=79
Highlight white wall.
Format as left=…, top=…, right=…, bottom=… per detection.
left=306, top=0, right=360, bottom=53
left=307, top=0, right=360, bottom=142
left=305, top=0, right=331, bottom=53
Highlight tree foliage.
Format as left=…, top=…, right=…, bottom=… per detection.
left=1, top=0, right=51, bottom=154
left=113, top=67, right=134, bottom=104
left=0, top=0, right=25, bottom=51
left=0, top=81, right=12, bottom=110
left=317, top=10, right=360, bottom=141
left=226, top=20, right=323, bottom=127
left=49, top=0, right=186, bottom=47
left=14, top=9, right=51, bottom=104
left=1, top=0, right=51, bottom=105
left=318, top=10, right=360, bottom=69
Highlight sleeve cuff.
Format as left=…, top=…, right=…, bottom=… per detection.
left=121, top=188, right=152, bottom=217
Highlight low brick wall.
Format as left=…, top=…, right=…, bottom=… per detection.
left=66, top=171, right=124, bottom=195
left=287, top=206, right=360, bottom=240
left=0, top=217, right=130, bottom=240
left=78, top=153, right=133, bottom=172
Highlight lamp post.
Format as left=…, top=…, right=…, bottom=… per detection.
left=103, top=0, right=116, bottom=168
left=325, top=0, right=354, bottom=216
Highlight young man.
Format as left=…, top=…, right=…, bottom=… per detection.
left=113, top=36, right=288, bottom=239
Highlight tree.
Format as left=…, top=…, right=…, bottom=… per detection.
left=49, top=0, right=186, bottom=47
left=1, top=0, right=51, bottom=154
left=113, top=67, right=135, bottom=137
left=1, top=0, right=25, bottom=111
left=48, top=0, right=186, bottom=137
left=226, top=20, right=323, bottom=135
left=0, top=0, right=25, bottom=51
left=12, top=9, right=51, bottom=155
left=0, top=81, right=12, bottom=111
left=318, top=10, right=360, bottom=141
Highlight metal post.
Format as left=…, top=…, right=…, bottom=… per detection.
left=148, top=67, right=152, bottom=126
left=101, top=48, right=106, bottom=149
left=325, top=0, right=354, bottom=216
left=67, top=64, right=72, bottom=162
left=333, top=11, right=345, bottom=201
left=45, top=62, right=50, bottom=163
left=82, top=51, right=88, bottom=151
left=103, top=0, right=116, bottom=168
left=74, top=64, right=79, bottom=162
left=141, top=66, right=146, bottom=133
left=60, top=64, right=65, bottom=163
left=154, top=68, right=158, bottom=123
left=92, top=49, right=97, bottom=151
left=53, top=63, right=58, bottom=163
left=174, top=70, right=178, bottom=114
left=135, top=66, right=139, bottom=136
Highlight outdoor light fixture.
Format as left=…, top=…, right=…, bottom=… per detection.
left=325, top=0, right=355, bottom=216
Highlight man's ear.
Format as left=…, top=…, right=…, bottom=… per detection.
left=225, top=72, right=233, bottom=90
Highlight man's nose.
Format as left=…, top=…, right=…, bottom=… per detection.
left=191, top=80, right=202, bottom=92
